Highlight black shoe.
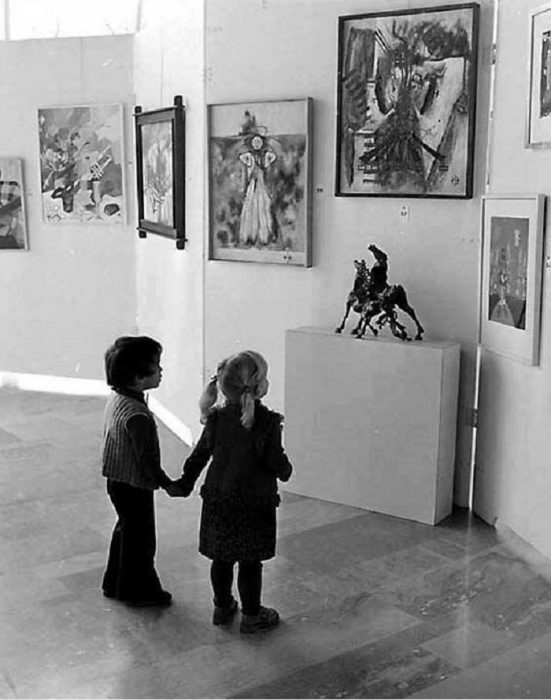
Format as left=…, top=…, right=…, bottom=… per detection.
left=212, top=598, right=238, bottom=626
left=125, top=590, right=173, bottom=607
left=240, top=606, right=279, bottom=634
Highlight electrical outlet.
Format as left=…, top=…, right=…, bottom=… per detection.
left=399, top=205, right=410, bottom=223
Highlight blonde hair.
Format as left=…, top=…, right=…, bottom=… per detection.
left=199, top=350, right=268, bottom=429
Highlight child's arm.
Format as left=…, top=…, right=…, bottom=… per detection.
left=262, top=415, right=293, bottom=482
left=172, top=422, right=214, bottom=496
left=127, top=414, right=172, bottom=488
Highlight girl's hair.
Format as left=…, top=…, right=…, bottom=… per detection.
left=104, top=335, right=162, bottom=389
left=199, top=350, right=268, bottom=429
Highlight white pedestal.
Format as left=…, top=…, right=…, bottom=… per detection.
left=284, top=327, right=460, bottom=525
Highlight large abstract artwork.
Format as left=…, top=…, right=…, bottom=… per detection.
left=38, top=104, right=125, bottom=224
left=0, top=158, right=28, bottom=250
left=208, top=98, right=312, bottom=266
left=336, top=4, right=479, bottom=198
left=528, top=4, right=551, bottom=145
left=480, top=195, right=545, bottom=366
left=134, top=96, right=186, bottom=249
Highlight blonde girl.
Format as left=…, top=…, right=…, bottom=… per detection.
left=170, top=350, right=292, bottom=633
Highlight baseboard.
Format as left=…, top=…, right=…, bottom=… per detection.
left=495, top=520, right=551, bottom=584
left=0, top=371, right=193, bottom=447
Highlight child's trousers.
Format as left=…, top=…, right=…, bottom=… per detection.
left=210, top=559, right=262, bottom=615
left=102, top=479, right=164, bottom=601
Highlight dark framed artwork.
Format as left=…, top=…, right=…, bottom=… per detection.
left=527, top=4, right=551, bottom=146
left=0, top=158, right=28, bottom=250
left=479, top=195, right=546, bottom=365
left=134, top=95, right=186, bottom=249
left=208, top=98, right=313, bottom=266
left=336, top=3, right=480, bottom=198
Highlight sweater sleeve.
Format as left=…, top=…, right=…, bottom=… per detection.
left=126, top=414, right=172, bottom=488
left=262, top=414, right=293, bottom=482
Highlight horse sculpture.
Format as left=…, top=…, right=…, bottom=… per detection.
left=335, top=244, right=424, bottom=341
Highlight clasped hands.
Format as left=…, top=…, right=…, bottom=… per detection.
left=165, top=480, right=191, bottom=498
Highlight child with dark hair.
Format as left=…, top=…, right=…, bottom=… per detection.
left=168, top=350, right=293, bottom=633
left=101, top=335, right=174, bottom=607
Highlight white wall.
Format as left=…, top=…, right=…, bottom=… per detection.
left=134, top=0, right=205, bottom=437
left=205, top=0, right=494, bottom=506
left=0, top=36, right=136, bottom=379
left=474, top=0, right=551, bottom=559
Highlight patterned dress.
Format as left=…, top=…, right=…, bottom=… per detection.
left=176, top=402, right=293, bottom=561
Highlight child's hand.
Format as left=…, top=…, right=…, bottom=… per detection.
left=165, top=482, right=190, bottom=497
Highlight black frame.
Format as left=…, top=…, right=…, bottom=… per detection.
left=335, top=3, right=480, bottom=199
left=134, top=95, right=186, bottom=248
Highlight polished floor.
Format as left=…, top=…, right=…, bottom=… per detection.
left=2, top=387, right=551, bottom=698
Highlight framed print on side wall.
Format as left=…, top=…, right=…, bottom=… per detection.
left=38, top=103, right=126, bottom=224
left=0, top=158, right=28, bottom=250
left=335, top=3, right=480, bottom=198
left=528, top=4, right=551, bottom=146
left=208, top=98, right=313, bottom=266
left=134, top=95, right=186, bottom=249
left=479, top=195, right=546, bottom=365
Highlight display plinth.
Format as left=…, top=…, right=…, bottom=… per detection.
left=284, top=327, right=460, bottom=525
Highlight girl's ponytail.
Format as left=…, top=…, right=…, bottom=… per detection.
left=199, top=375, right=218, bottom=424
left=240, top=386, right=256, bottom=429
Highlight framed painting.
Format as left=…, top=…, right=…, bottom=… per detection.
left=527, top=4, right=551, bottom=146
left=335, top=3, right=480, bottom=198
left=208, top=98, right=313, bottom=266
left=134, top=95, right=186, bottom=249
left=0, top=158, right=28, bottom=250
left=38, top=103, right=126, bottom=224
left=479, top=195, right=546, bottom=365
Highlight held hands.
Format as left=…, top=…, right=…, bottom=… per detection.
left=165, top=480, right=191, bottom=498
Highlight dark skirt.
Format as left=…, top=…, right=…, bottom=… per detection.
left=199, top=498, right=277, bottom=562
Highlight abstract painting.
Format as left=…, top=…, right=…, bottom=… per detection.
left=208, top=98, right=312, bottom=266
left=38, top=104, right=125, bottom=224
left=0, top=158, right=28, bottom=250
left=480, top=195, right=545, bottom=365
left=528, top=4, right=551, bottom=145
left=336, top=4, right=479, bottom=198
left=134, top=96, right=186, bottom=248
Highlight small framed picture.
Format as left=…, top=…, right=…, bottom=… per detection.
left=0, top=158, right=28, bottom=250
left=134, top=95, right=186, bottom=249
left=527, top=4, right=551, bottom=146
left=479, top=195, right=546, bottom=365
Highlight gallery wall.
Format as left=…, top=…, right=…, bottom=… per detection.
left=0, top=36, right=136, bottom=379
left=474, top=0, right=551, bottom=559
left=133, top=0, right=205, bottom=438
left=204, top=0, right=494, bottom=506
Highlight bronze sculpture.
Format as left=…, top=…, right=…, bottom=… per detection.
left=335, top=244, right=424, bottom=341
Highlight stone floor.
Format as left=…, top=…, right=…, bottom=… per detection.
left=1, top=386, right=551, bottom=698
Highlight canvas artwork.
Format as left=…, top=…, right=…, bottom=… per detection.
left=480, top=195, right=545, bottom=366
left=208, top=98, right=312, bottom=266
left=528, top=5, right=551, bottom=145
left=336, top=3, right=480, bottom=198
left=0, top=158, right=28, bottom=250
left=38, top=104, right=125, bottom=224
left=134, top=97, right=185, bottom=248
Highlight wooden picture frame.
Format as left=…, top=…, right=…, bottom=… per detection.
left=479, top=195, right=546, bottom=365
left=335, top=3, right=480, bottom=199
left=527, top=4, right=551, bottom=146
left=0, top=158, right=28, bottom=250
left=207, top=98, right=313, bottom=266
left=134, top=95, right=186, bottom=249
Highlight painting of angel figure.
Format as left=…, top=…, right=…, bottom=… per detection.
left=208, top=98, right=312, bottom=266
left=38, top=104, right=125, bottom=224
left=0, top=158, right=28, bottom=250
left=336, top=4, right=479, bottom=198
